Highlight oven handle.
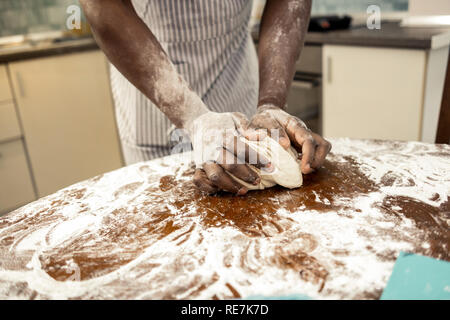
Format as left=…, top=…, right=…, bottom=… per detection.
left=291, top=77, right=320, bottom=90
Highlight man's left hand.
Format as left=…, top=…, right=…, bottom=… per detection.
left=245, top=104, right=332, bottom=174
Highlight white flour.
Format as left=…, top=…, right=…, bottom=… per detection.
left=0, top=138, right=448, bottom=300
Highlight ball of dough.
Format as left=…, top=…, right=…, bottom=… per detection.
left=228, top=136, right=303, bottom=190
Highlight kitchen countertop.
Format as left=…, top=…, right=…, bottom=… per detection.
left=1, top=21, right=450, bottom=64
left=304, top=21, right=450, bottom=50
left=251, top=21, right=450, bottom=50
left=0, top=138, right=448, bottom=299
left=0, top=37, right=98, bottom=64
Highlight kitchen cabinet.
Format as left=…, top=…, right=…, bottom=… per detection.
left=322, top=45, right=427, bottom=141
left=0, top=65, right=13, bottom=102
left=0, top=63, right=35, bottom=215
left=322, top=44, right=449, bottom=142
left=0, top=139, right=35, bottom=215
left=0, top=102, right=22, bottom=142
left=9, top=51, right=123, bottom=197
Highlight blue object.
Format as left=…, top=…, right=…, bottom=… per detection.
left=244, top=294, right=311, bottom=300
left=381, top=251, right=450, bottom=300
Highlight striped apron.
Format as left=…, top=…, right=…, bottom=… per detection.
left=109, top=0, right=259, bottom=165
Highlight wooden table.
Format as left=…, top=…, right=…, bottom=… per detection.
left=0, top=138, right=448, bottom=299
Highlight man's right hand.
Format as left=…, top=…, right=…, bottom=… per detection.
left=186, top=112, right=271, bottom=195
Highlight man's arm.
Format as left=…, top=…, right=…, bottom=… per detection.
left=249, top=0, right=331, bottom=174
left=79, top=0, right=207, bottom=129
left=257, top=0, right=311, bottom=109
left=80, top=0, right=265, bottom=194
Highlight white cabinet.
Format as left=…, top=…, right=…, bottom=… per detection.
left=0, top=63, right=35, bottom=215
left=0, top=65, right=13, bottom=102
left=0, top=140, right=35, bottom=215
left=322, top=45, right=427, bottom=141
left=0, top=102, right=22, bottom=142
left=9, top=51, right=123, bottom=197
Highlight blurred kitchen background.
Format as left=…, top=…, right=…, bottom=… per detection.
left=0, top=0, right=408, bottom=37
left=0, top=0, right=449, bottom=214
left=0, top=0, right=83, bottom=37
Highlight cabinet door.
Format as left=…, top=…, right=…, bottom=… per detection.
left=0, top=64, right=13, bottom=102
left=0, top=139, right=36, bottom=215
left=322, top=45, right=426, bottom=141
left=0, top=102, right=22, bottom=142
left=9, top=51, right=123, bottom=197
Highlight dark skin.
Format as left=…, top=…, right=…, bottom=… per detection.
left=79, top=0, right=199, bottom=129
left=251, top=0, right=332, bottom=174
left=196, top=0, right=331, bottom=192
left=80, top=0, right=331, bottom=195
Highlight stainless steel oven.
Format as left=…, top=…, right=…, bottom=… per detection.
left=285, top=45, right=323, bottom=134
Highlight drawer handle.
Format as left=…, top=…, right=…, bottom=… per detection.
left=292, top=79, right=319, bottom=90
left=327, top=56, right=332, bottom=84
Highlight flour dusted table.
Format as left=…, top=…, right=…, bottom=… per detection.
left=0, top=139, right=448, bottom=299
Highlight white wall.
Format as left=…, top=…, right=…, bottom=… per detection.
left=409, top=0, right=450, bottom=16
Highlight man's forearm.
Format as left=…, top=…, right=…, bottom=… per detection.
left=80, top=0, right=207, bottom=129
left=257, top=0, right=312, bottom=109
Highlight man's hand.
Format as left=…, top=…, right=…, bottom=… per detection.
left=254, top=0, right=326, bottom=173
left=186, top=112, right=270, bottom=195
left=246, top=105, right=331, bottom=174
